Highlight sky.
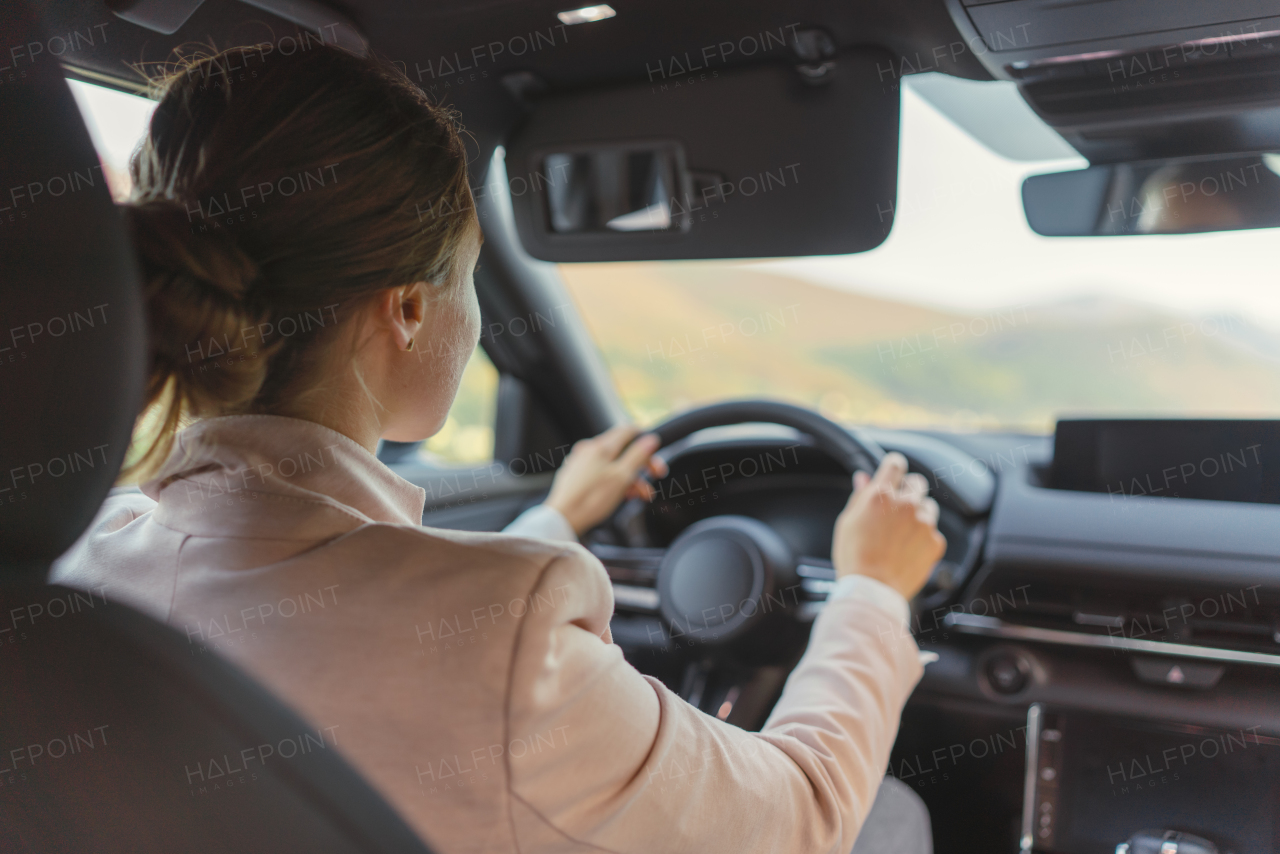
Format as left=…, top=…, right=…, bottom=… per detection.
left=69, top=80, right=156, bottom=174
left=757, top=82, right=1280, bottom=333
left=70, top=76, right=1280, bottom=332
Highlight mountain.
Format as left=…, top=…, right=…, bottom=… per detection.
left=559, top=262, right=1280, bottom=431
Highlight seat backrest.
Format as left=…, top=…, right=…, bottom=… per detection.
left=0, top=4, right=433, bottom=851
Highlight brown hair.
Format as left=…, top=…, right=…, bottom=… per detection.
left=121, top=42, right=476, bottom=477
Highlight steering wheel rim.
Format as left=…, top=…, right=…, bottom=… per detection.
left=599, top=401, right=911, bottom=717
left=605, top=399, right=887, bottom=653
left=651, top=399, right=886, bottom=476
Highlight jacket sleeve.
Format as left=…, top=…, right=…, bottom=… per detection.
left=504, top=546, right=924, bottom=854
left=502, top=504, right=577, bottom=543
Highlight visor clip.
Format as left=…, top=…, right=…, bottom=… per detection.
left=790, top=28, right=836, bottom=85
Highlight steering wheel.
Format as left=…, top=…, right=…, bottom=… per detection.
left=652, top=399, right=884, bottom=475
left=595, top=400, right=888, bottom=661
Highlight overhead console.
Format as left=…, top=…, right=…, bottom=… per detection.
left=941, top=0, right=1280, bottom=161
left=956, top=0, right=1280, bottom=58
left=944, top=0, right=1280, bottom=81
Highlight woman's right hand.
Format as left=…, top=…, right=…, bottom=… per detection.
left=831, top=452, right=947, bottom=600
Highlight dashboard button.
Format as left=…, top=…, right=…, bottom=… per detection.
left=985, top=651, right=1031, bottom=694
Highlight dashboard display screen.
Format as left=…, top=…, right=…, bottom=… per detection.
left=1050, top=420, right=1280, bottom=505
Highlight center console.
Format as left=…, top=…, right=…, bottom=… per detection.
left=1021, top=705, right=1280, bottom=854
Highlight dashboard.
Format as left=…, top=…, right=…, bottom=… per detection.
left=586, top=420, right=1280, bottom=854
left=408, top=417, right=1280, bottom=854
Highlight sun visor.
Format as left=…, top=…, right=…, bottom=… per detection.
left=501, top=50, right=901, bottom=261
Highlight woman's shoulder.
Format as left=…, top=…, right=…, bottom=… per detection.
left=392, top=521, right=595, bottom=565
left=343, top=520, right=604, bottom=581
left=48, top=488, right=165, bottom=593
left=319, top=523, right=612, bottom=625
left=58, top=487, right=158, bottom=552
left=97, top=486, right=158, bottom=524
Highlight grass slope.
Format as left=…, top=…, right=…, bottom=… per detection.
left=560, top=262, right=1280, bottom=432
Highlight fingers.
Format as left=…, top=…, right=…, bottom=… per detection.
left=931, top=529, right=949, bottom=558
left=852, top=456, right=924, bottom=509
left=900, top=472, right=929, bottom=504
left=831, top=451, right=947, bottom=599
left=627, top=446, right=668, bottom=504
left=917, top=496, right=940, bottom=526
left=871, top=451, right=908, bottom=491
left=626, top=479, right=655, bottom=501
left=616, top=432, right=660, bottom=476
left=594, top=423, right=641, bottom=457
left=646, top=455, right=669, bottom=479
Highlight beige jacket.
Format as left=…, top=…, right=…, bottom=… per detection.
left=51, top=415, right=924, bottom=854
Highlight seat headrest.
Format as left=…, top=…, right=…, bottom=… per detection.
left=0, top=0, right=147, bottom=574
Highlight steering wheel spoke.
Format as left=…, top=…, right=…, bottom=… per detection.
left=590, top=543, right=665, bottom=615
left=794, top=557, right=836, bottom=621
left=593, top=538, right=843, bottom=623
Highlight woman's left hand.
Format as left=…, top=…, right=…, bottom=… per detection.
left=544, top=424, right=669, bottom=536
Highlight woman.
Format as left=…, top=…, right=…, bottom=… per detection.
left=53, top=44, right=946, bottom=853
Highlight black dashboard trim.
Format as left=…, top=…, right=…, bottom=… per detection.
left=946, top=612, right=1280, bottom=668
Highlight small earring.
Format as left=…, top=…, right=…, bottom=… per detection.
left=405, top=337, right=415, bottom=352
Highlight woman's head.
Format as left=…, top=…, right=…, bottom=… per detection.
left=124, top=42, right=481, bottom=473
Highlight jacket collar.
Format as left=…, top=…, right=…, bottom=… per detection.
left=142, top=415, right=426, bottom=538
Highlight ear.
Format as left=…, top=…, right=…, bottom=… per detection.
left=375, top=283, right=427, bottom=351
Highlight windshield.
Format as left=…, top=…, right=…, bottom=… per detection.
left=71, top=75, right=1280, bottom=440
left=560, top=76, right=1280, bottom=433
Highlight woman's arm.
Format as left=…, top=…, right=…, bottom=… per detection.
left=503, top=503, right=579, bottom=542
left=503, top=453, right=942, bottom=853
left=504, top=546, right=923, bottom=854
left=502, top=424, right=667, bottom=543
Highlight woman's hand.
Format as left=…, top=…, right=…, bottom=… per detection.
left=545, top=424, right=669, bottom=536
left=831, top=452, right=947, bottom=599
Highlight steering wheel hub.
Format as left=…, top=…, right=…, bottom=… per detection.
left=657, top=516, right=794, bottom=644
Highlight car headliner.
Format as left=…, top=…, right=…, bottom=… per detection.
left=47, top=0, right=986, bottom=155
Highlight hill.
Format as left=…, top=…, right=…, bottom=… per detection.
left=559, top=261, right=1280, bottom=432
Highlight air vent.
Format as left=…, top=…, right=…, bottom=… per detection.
left=971, top=577, right=1280, bottom=657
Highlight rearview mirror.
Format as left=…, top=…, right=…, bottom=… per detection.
left=1023, top=153, right=1280, bottom=236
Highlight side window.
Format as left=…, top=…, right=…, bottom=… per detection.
left=415, top=346, right=498, bottom=465
left=68, top=80, right=156, bottom=201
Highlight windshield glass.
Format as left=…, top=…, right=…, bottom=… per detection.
left=71, top=75, right=1280, bottom=440
left=560, top=75, right=1280, bottom=433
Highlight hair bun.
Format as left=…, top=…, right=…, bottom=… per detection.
left=124, top=199, right=261, bottom=303
left=122, top=198, right=272, bottom=418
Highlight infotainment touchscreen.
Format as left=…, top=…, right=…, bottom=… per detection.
left=1023, top=707, right=1280, bottom=854
left=1050, top=419, right=1280, bottom=505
